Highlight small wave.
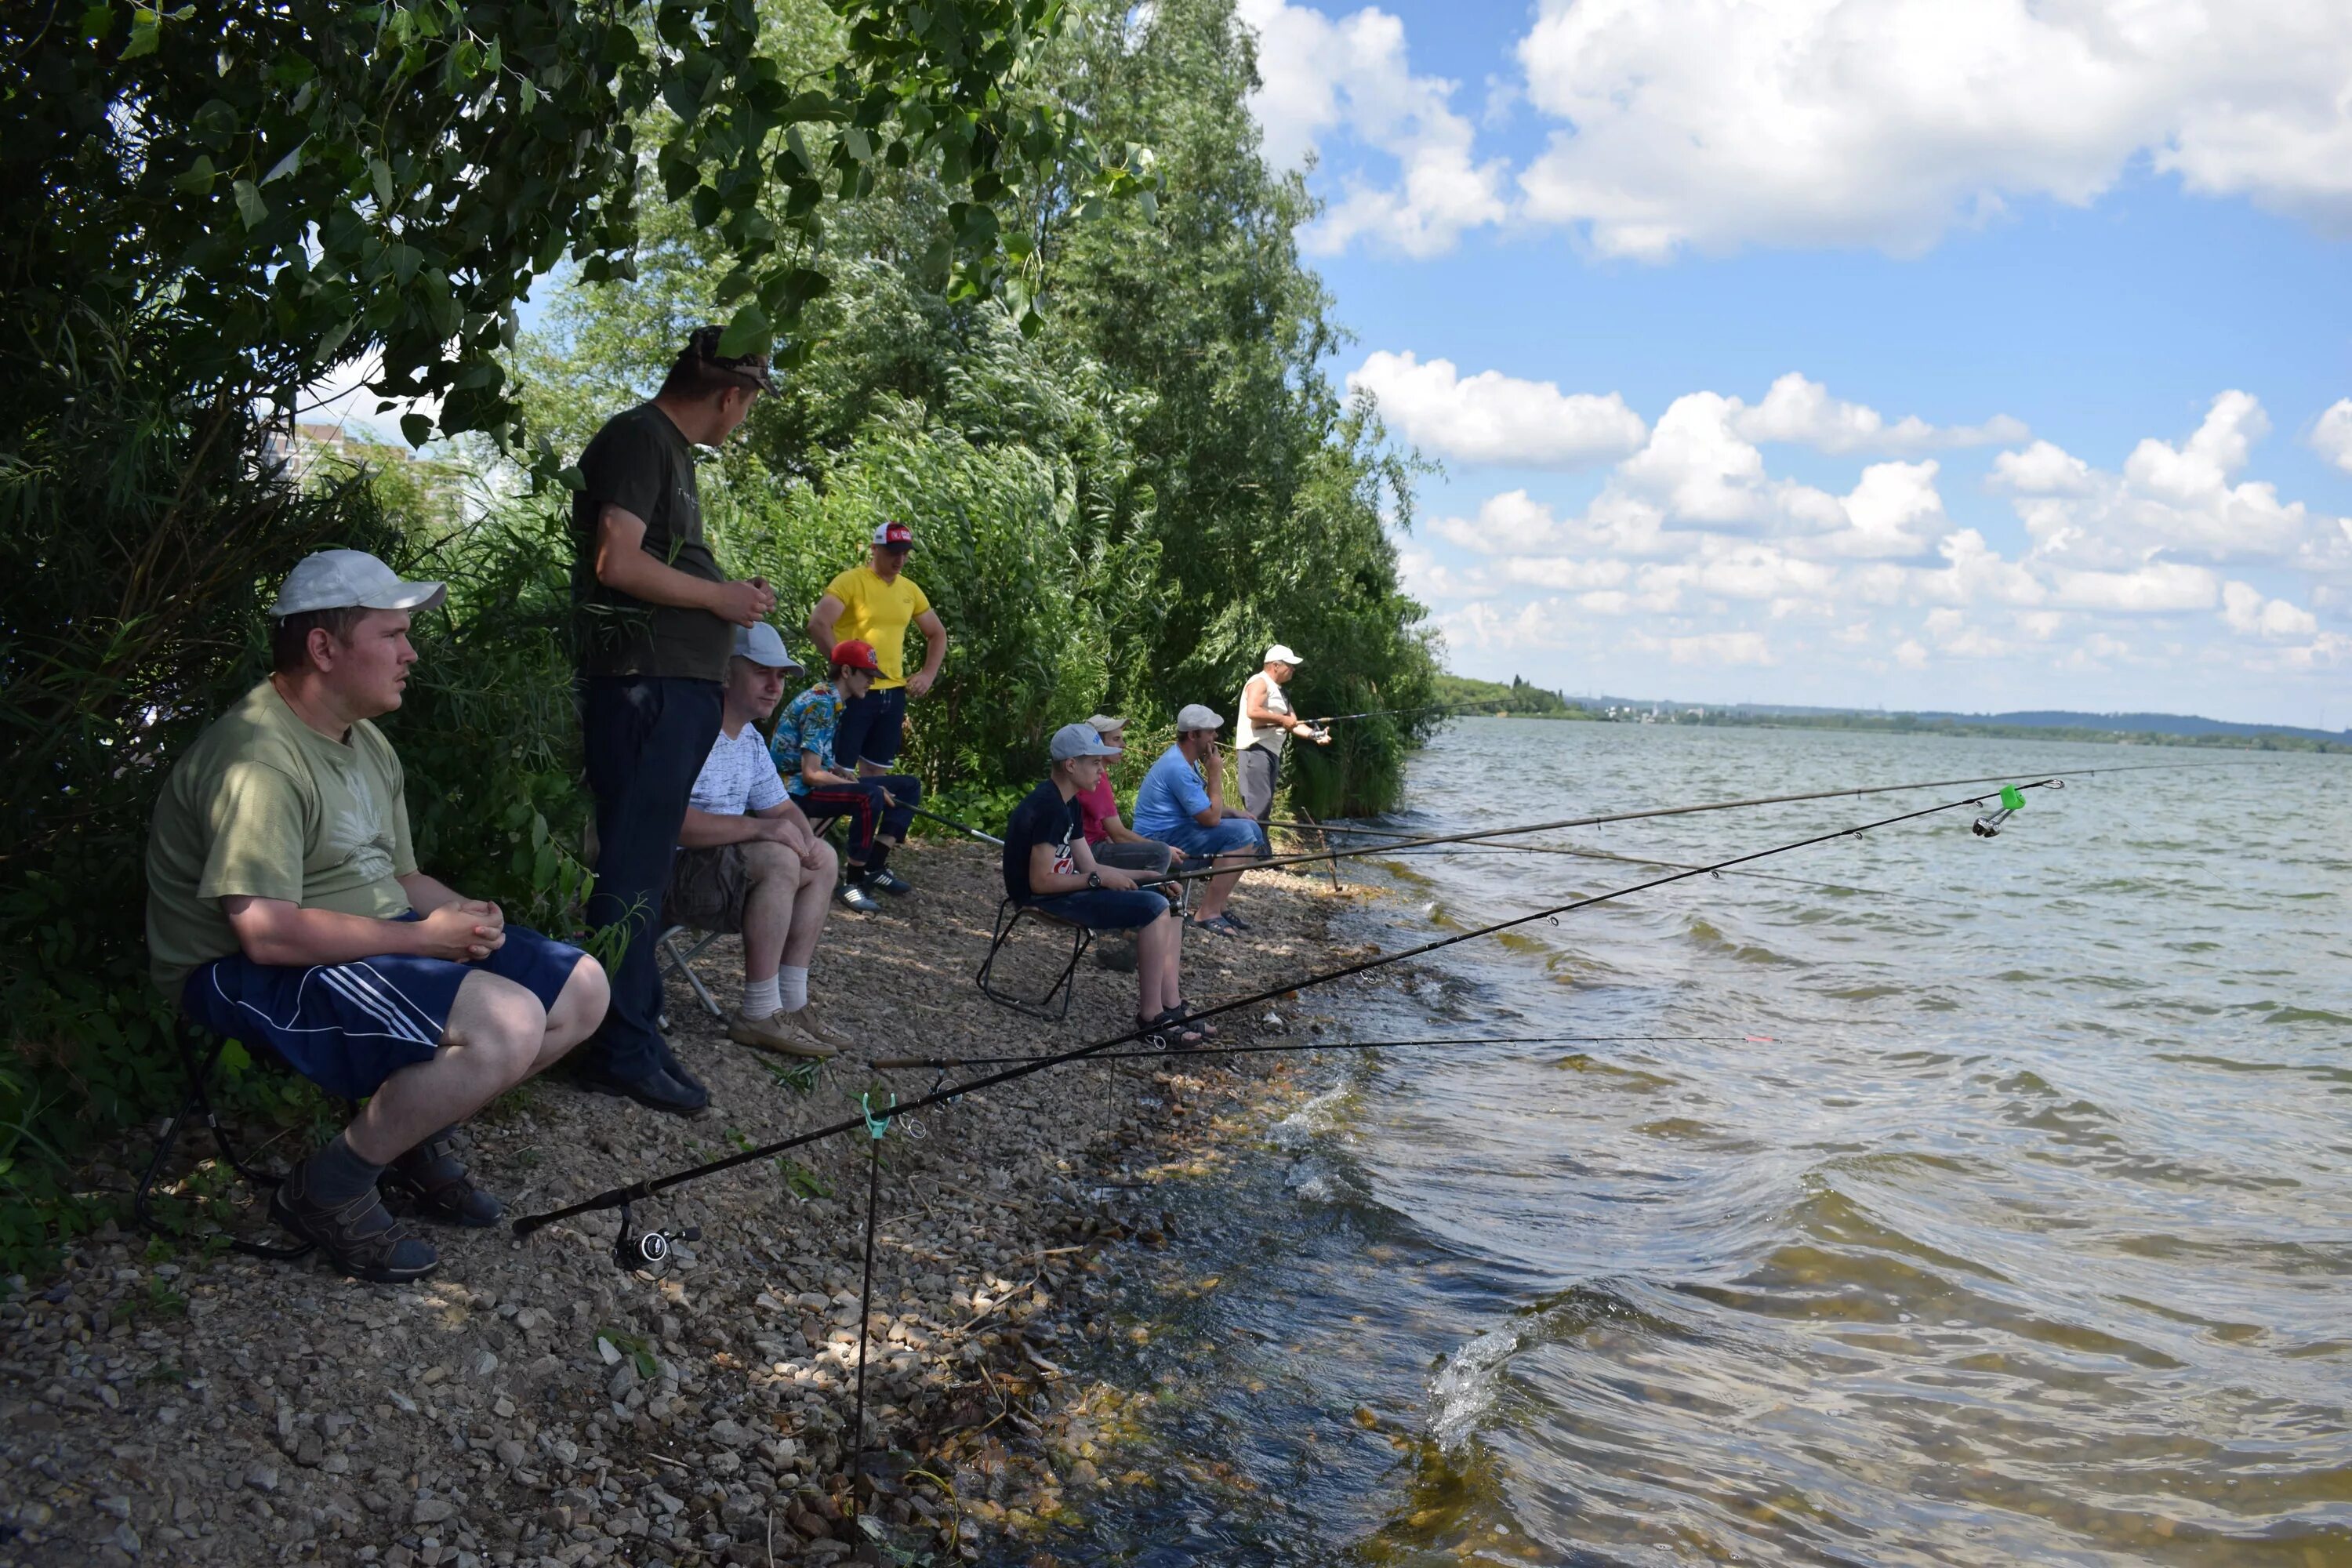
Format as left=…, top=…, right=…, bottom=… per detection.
left=1428, top=1327, right=1518, bottom=1454
left=1269, top=1087, right=1352, bottom=1151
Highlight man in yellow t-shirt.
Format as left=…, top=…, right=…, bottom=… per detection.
left=804, top=520, right=949, bottom=780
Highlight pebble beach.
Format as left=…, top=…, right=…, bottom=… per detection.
left=0, top=844, right=1368, bottom=1567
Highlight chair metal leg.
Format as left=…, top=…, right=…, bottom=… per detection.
left=137, top=1027, right=313, bottom=1261
left=658, top=924, right=726, bottom=1019
left=975, top=900, right=1092, bottom=1021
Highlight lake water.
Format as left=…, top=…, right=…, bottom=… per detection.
left=1018, top=719, right=2352, bottom=1566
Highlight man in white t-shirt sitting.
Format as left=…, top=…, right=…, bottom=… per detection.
left=666, top=623, right=851, bottom=1059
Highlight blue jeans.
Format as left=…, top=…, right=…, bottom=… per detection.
left=1024, top=888, right=1171, bottom=930
left=581, top=675, right=723, bottom=1078
left=834, top=684, right=909, bottom=768
left=1155, top=816, right=1271, bottom=860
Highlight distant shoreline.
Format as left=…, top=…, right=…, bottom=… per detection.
left=1441, top=708, right=2350, bottom=754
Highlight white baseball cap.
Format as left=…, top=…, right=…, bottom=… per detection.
left=1049, top=722, right=1121, bottom=760
left=269, top=549, right=446, bottom=618
left=733, top=622, right=804, bottom=671
left=1264, top=644, right=1303, bottom=666
left=1176, top=702, right=1223, bottom=731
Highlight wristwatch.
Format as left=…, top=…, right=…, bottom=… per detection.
left=1087, top=871, right=1102, bottom=889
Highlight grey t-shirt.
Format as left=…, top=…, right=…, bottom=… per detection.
left=570, top=401, right=731, bottom=682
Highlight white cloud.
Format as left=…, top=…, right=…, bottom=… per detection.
left=1236, top=0, right=1507, bottom=257
left=1348, top=351, right=1648, bottom=468
left=1991, top=441, right=2098, bottom=496
left=1732, top=374, right=2027, bottom=454
left=1513, top=0, right=2352, bottom=260
left=2048, top=561, right=2220, bottom=612
left=2220, top=580, right=2319, bottom=638
left=2003, top=393, right=2336, bottom=568
left=1671, top=630, right=1775, bottom=666
left=2314, top=399, right=2352, bottom=476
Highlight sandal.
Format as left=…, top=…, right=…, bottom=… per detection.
left=1162, top=1003, right=1218, bottom=1040
left=1136, top=1015, right=1204, bottom=1052
left=383, top=1129, right=505, bottom=1228
left=270, top=1163, right=439, bottom=1283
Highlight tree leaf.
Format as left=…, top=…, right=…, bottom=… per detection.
left=230, top=179, right=267, bottom=230
left=400, top=412, right=435, bottom=448
left=714, top=302, right=770, bottom=358
left=260, top=143, right=304, bottom=186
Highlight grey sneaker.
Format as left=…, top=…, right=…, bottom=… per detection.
left=270, top=1163, right=438, bottom=1283
left=837, top=881, right=884, bottom=915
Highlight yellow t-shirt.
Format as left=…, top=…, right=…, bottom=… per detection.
left=823, top=565, right=932, bottom=688
left=144, top=681, right=418, bottom=993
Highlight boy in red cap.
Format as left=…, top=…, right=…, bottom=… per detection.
left=769, top=640, right=924, bottom=914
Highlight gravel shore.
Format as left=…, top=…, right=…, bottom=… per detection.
left=0, top=844, right=1367, bottom=1566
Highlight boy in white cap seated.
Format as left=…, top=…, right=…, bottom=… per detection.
left=669, top=623, right=852, bottom=1059
left=1236, top=642, right=1328, bottom=822
left=1004, top=724, right=1207, bottom=1048
left=1131, top=703, right=1271, bottom=937
left=146, top=550, right=610, bottom=1283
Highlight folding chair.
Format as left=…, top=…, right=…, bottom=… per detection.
left=975, top=898, right=1093, bottom=1021
left=134, top=1019, right=315, bottom=1261
left=657, top=925, right=728, bottom=1021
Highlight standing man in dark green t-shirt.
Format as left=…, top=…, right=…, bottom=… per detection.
left=571, top=326, right=778, bottom=1116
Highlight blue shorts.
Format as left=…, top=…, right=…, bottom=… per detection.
left=1153, top=817, right=1271, bottom=860
left=180, top=916, right=587, bottom=1100
left=1023, top=888, right=1171, bottom=931
left=834, top=686, right=909, bottom=768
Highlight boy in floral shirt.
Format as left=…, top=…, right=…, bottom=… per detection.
left=770, top=640, right=921, bottom=915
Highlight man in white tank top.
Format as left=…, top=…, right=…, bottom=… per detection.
left=1236, top=643, right=1327, bottom=822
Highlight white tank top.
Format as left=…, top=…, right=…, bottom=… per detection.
left=1235, top=671, right=1292, bottom=755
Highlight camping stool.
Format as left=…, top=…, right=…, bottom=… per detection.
left=657, top=924, right=727, bottom=1022
left=134, top=1019, right=315, bottom=1261
left=975, top=897, right=1094, bottom=1021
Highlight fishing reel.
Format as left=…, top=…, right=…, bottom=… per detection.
left=612, top=1200, right=699, bottom=1272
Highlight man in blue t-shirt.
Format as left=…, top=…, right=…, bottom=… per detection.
left=1004, top=724, right=1203, bottom=1047
left=1131, top=703, right=1269, bottom=937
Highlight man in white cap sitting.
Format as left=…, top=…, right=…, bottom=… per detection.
left=1004, top=724, right=1204, bottom=1048
left=1131, top=703, right=1271, bottom=938
left=1236, top=643, right=1327, bottom=824
left=668, top=623, right=853, bottom=1059
left=146, top=550, right=611, bottom=1283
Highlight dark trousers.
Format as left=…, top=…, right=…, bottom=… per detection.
left=1239, top=743, right=1282, bottom=822
left=582, top=675, right=724, bottom=1077
left=797, top=775, right=920, bottom=860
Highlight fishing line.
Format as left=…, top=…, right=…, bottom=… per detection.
left=1171, top=757, right=2281, bottom=885
left=871, top=1033, right=1773, bottom=1070
left=510, top=775, right=2060, bottom=1242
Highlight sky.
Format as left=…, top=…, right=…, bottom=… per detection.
left=1241, top=0, right=2352, bottom=728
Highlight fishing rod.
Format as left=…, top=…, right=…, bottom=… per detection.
left=906, top=803, right=1004, bottom=846
left=1165, top=757, right=2277, bottom=886
left=510, top=775, right=2060, bottom=1243
left=1269, top=822, right=1952, bottom=905
left=871, top=1032, right=1775, bottom=1071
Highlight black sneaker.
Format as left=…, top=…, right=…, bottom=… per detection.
left=572, top=1058, right=710, bottom=1117
left=383, top=1131, right=504, bottom=1228
left=270, top=1164, right=438, bottom=1283
left=866, top=869, right=915, bottom=896
left=1218, top=909, right=1252, bottom=932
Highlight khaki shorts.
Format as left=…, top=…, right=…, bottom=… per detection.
left=662, top=844, right=747, bottom=934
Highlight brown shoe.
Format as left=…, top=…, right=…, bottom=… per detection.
left=270, top=1163, right=439, bottom=1283
left=727, top=1008, right=835, bottom=1059
left=781, top=1004, right=855, bottom=1054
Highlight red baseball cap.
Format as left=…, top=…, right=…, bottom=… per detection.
left=830, top=639, right=882, bottom=673
left=872, top=521, right=914, bottom=550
